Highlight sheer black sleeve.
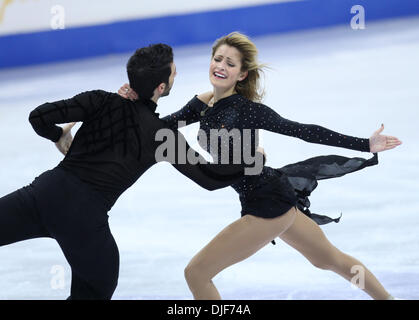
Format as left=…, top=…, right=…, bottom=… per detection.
left=29, top=90, right=107, bottom=142
left=162, top=127, right=245, bottom=191
left=160, top=95, right=204, bottom=129
left=241, top=102, right=370, bottom=152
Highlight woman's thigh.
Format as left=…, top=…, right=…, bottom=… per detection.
left=279, top=209, right=339, bottom=267
left=186, top=206, right=297, bottom=280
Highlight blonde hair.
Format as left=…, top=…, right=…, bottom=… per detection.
left=212, top=32, right=266, bottom=102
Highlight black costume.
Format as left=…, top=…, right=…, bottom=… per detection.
left=0, top=90, right=246, bottom=299
left=162, top=94, right=378, bottom=235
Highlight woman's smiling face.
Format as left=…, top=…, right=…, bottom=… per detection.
left=209, top=44, right=248, bottom=93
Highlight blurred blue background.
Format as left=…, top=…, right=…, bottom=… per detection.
left=1, top=0, right=419, bottom=69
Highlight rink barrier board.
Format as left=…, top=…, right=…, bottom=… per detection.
left=1, top=0, right=419, bottom=69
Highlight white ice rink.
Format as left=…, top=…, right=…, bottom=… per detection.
left=0, top=16, right=418, bottom=300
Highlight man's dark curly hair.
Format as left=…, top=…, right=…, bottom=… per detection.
left=126, top=44, right=173, bottom=100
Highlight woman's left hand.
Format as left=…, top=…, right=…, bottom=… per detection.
left=369, top=124, right=402, bottom=153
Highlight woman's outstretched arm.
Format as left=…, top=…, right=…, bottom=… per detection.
left=242, top=102, right=402, bottom=153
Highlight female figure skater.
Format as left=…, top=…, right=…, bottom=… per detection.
left=119, top=32, right=402, bottom=300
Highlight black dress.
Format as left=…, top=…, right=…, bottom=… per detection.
left=162, top=94, right=378, bottom=229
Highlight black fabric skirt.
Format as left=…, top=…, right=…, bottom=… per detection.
left=239, top=153, right=379, bottom=225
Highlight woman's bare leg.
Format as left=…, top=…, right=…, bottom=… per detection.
left=279, top=209, right=391, bottom=300
left=184, top=206, right=297, bottom=299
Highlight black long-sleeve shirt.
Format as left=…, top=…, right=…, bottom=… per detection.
left=29, top=90, right=245, bottom=209
left=162, top=94, right=371, bottom=197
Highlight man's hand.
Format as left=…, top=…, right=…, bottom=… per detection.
left=55, top=122, right=76, bottom=156
left=118, top=83, right=138, bottom=101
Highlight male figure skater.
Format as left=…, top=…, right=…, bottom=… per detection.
left=0, top=44, right=246, bottom=299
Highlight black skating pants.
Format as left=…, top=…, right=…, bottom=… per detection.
left=0, top=167, right=119, bottom=299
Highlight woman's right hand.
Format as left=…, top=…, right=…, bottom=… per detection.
left=118, top=83, right=138, bottom=101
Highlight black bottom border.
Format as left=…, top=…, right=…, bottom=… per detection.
left=0, top=300, right=416, bottom=318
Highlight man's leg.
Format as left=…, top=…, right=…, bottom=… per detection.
left=60, top=227, right=120, bottom=300
left=0, top=187, right=50, bottom=246
left=47, top=201, right=119, bottom=300
left=28, top=167, right=120, bottom=299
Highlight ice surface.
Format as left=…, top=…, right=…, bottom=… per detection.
left=0, top=16, right=418, bottom=300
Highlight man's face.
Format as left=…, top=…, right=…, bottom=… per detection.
left=161, top=62, right=177, bottom=97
